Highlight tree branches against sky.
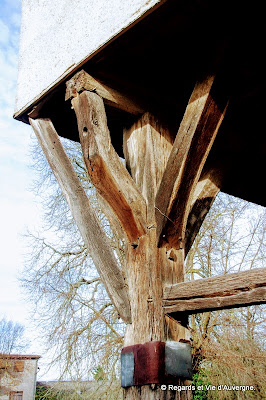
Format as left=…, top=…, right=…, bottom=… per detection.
left=0, top=1, right=59, bottom=379
left=0, top=0, right=39, bottom=322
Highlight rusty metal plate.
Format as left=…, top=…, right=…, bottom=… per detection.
left=121, top=340, right=192, bottom=387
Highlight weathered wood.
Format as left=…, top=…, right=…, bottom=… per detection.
left=156, top=75, right=228, bottom=249
left=123, top=113, right=191, bottom=400
left=123, top=114, right=174, bottom=344
left=123, top=112, right=175, bottom=223
left=185, top=168, right=222, bottom=256
left=163, top=268, right=266, bottom=313
left=29, top=117, right=131, bottom=323
left=72, top=91, right=146, bottom=244
left=66, top=70, right=144, bottom=115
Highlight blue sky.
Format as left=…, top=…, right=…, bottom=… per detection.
left=0, top=0, right=55, bottom=379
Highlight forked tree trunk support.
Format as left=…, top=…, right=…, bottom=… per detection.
left=29, top=70, right=238, bottom=400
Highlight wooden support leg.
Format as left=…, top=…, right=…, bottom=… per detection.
left=123, top=113, right=192, bottom=400
left=29, top=117, right=131, bottom=323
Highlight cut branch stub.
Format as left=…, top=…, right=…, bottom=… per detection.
left=72, top=91, right=146, bottom=244
left=156, top=74, right=229, bottom=249
left=29, top=117, right=131, bottom=323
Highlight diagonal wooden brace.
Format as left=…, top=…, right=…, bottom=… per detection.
left=72, top=90, right=147, bottom=244
left=30, top=117, right=131, bottom=323
left=156, top=75, right=229, bottom=249
left=184, top=168, right=222, bottom=256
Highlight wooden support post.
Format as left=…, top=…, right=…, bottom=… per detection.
left=29, top=117, right=131, bottom=323
left=123, top=113, right=192, bottom=400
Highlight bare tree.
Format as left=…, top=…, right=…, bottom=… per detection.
left=186, top=194, right=266, bottom=398
left=0, top=317, right=29, bottom=354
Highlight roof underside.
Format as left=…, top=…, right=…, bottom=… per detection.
left=16, top=0, right=266, bottom=207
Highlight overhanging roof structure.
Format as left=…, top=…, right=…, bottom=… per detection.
left=15, top=0, right=266, bottom=206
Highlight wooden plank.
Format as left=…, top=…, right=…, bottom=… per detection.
left=29, top=117, right=131, bottom=323
left=164, top=287, right=266, bottom=314
left=155, top=75, right=228, bottom=249
left=66, top=70, right=145, bottom=115
left=72, top=91, right=146, bottom=244
left=184, top=168, right=222, bottom=256
left=163, top=268, right=266, bottom=314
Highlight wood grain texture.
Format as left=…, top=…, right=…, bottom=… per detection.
left=123, top=114, right=190, bottom=376
left=164, top=287, right=266, bottom=314
left=164, top=268, right=266, bottom=313
left=66, top=70, right=144, bottom=115
left=123, top=114, right=174, bottom=346
left=30, top=117, right=131, bottom=323
left=72, top=91, right=146, bottom=244
left=156, top=75, right=228, bottom=249
left=123, top=112, right=175, bottom=224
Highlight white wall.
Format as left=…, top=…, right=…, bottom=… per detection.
left=15, top=0, right=162, bottom=116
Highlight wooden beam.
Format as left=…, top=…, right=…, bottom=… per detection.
left=29, top=117, right=131, bottom=323
left=155, top=75, right=228, bottom=249
left=184, top=168, right=222, bottom=257
left=163, top=268, right=266, bottom=314
left=66, top=70, right=145, bottom=115
left=72, top=91, right=146, bottom=244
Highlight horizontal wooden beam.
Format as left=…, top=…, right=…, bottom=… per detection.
left=66, top=70, right=145, bottom=115
left=29, top=117, right=131, bottom=323
left=163, top=268, right=266, bottom=314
